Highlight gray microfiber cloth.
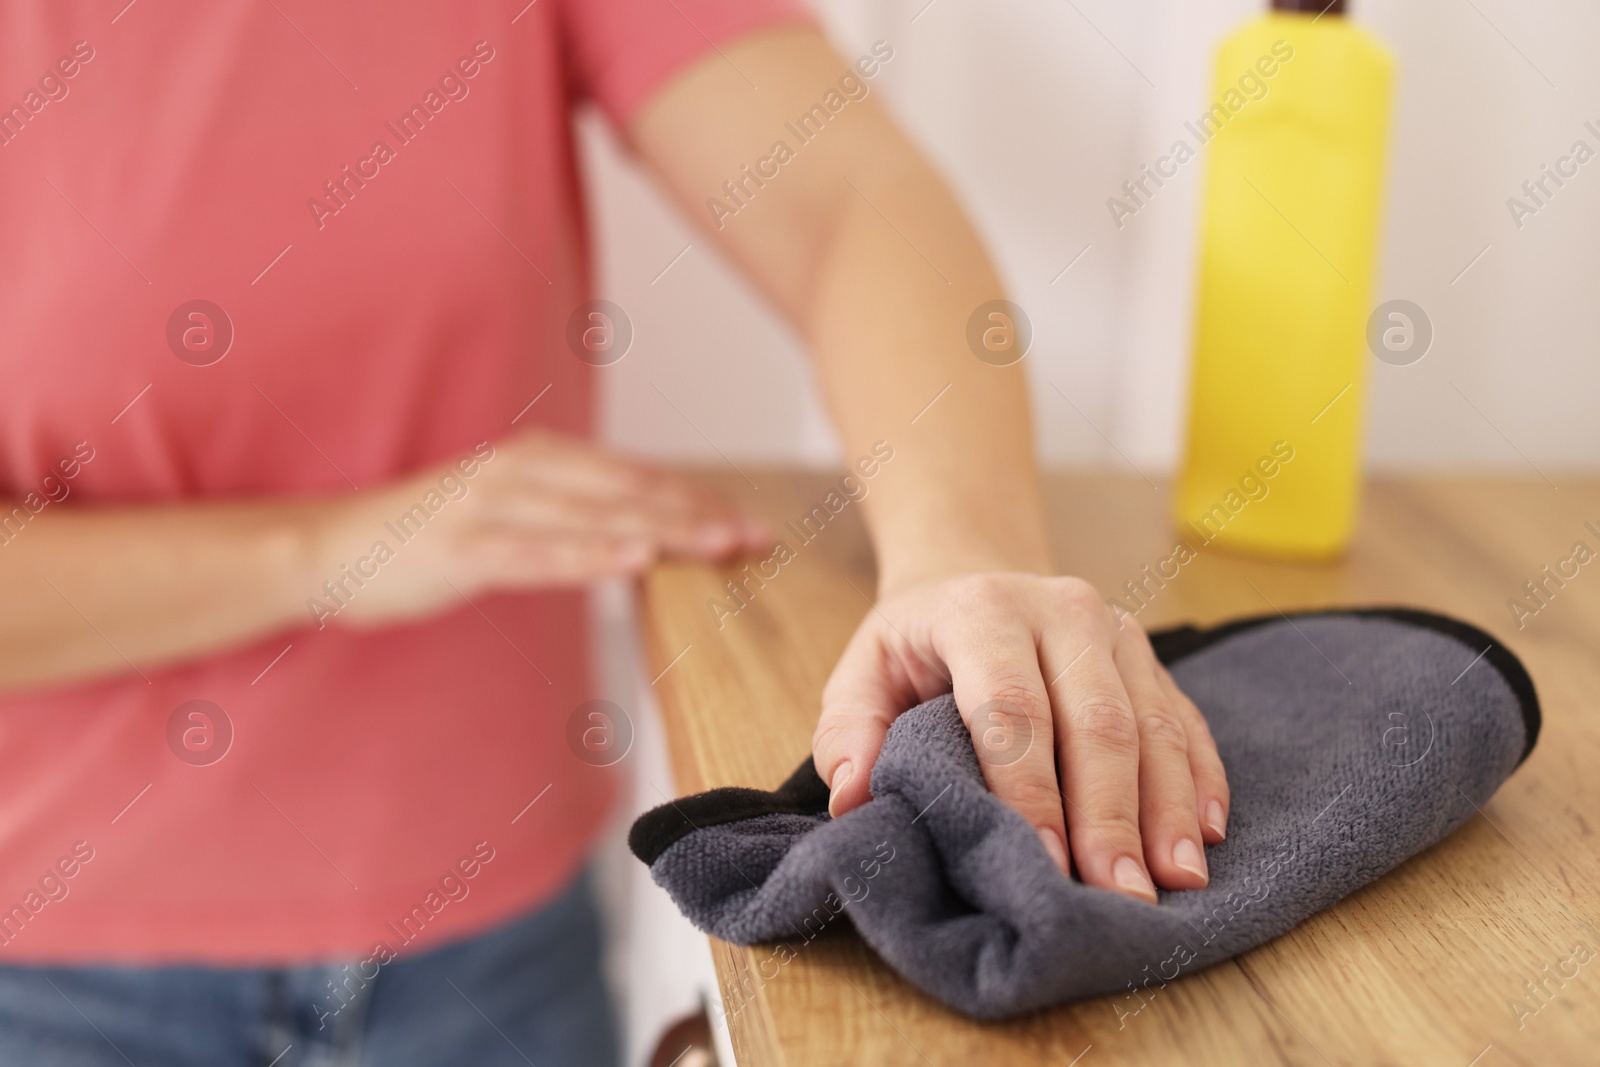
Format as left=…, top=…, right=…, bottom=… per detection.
left=630, top=608, right=1539, bottom=1020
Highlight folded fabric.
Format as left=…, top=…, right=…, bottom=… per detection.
left=630, top=608, right=1539, bottom=1020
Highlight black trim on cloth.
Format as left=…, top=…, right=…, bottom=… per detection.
left=629, top=756, right=830, bottom=866
left=1148, top=607, right=1540, bottom=768
left=629, top=608, right=1542, bottom=865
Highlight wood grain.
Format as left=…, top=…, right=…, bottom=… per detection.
left=639, top=470, right=1600, bottom=1066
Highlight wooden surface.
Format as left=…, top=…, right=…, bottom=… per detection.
left=638, top=470, right=1600, bottom=1067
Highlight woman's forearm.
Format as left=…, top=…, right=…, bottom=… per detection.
left=0, top=431, right=770, bottom=695
left=0, top=499, right=315, bottom=692
left=804, top=167, right=1054, bottom=596
left=631, top=27, right=1055, bottom=595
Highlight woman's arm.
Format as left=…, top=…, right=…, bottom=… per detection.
left=631, top=30, right=1050, bottom=591
left=0, top=498, right=314, bottom=690
left=0, top=432, right=764, bottom=692
left=631, top=25, right=1229, bottom=899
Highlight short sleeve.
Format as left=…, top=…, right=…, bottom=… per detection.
left=562, top=0, right=814, bottom=127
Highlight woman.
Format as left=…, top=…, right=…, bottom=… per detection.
left=0, top=1, right=1228, bottom=1063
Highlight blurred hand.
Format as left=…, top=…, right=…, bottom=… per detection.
left=308, top=429, right=769, bottom=629
left=812, top=573, right=1229, bottom=902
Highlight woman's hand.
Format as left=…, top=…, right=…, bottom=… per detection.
left=811, top=573, right=1229, bottom=902
left=309, top=429, right=769, bottom=630
left=0, top=428, right=768, bottom=692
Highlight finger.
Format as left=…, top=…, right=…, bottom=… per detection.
left=943, top=611, right=1069, bottom=874
left=512, top=435, right=758, bottom=529
left=498, top=433, right=768, bottom=549
left=578, top=472, right=769, bottom=555
left=469, top=531, right=655, bottom=585
left=479, top=494, right=743, bottom=560
left=502, top=430, right=661, bottom=500
left=467, top=470, right=768, bottom=563
left=1114, top=629, right=1207, bottom=890
left=1048, top=623, right=1155, bottom=902
left=813, top=626, right=906, bottom=818
left=1156, top=661, right=1230, bottom=843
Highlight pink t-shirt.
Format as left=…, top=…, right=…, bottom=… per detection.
left=0, top=0, right=804, bottom=963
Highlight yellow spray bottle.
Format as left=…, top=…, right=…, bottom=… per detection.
left=1175, top=0, right=1394, bottom=558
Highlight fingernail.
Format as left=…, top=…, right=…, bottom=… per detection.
left=1205, top=800, right=1227, bottom=840
left=1113, top=856, right=1157, bottom=902
left=1037, top=828, right=1069, bottom=874
left=827, top=762, right=853, bottom=818
left=1172, top=838, right=1208, bottom=882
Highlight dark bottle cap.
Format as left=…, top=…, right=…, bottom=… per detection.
left=1272, top=0, right=1346, bottom=13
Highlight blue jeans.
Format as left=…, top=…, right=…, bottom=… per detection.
left=0, top=870, right=619, bottom=1067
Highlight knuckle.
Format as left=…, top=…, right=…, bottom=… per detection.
left=1117, top=614, right=1151, bottom=644
left=977, top=680, right=1051, bottom=726
left=972, top=681, right=1049, bottom=739
left=952, top=573, right=1012, bottom=612
left=1071, top=697, right=1139, bottom=749
left=1138, top=706, right=1189, bottom=750
left=1054, top=576, right=1101, bottom=613
left=1076, top=808, right=1142, bottom=853
left=810, top=714, right=854, bottom=756
left=997, top=773, right=1063, bottom=822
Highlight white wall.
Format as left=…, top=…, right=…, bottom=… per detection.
left=582, top=0, right=1600, bottom=472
